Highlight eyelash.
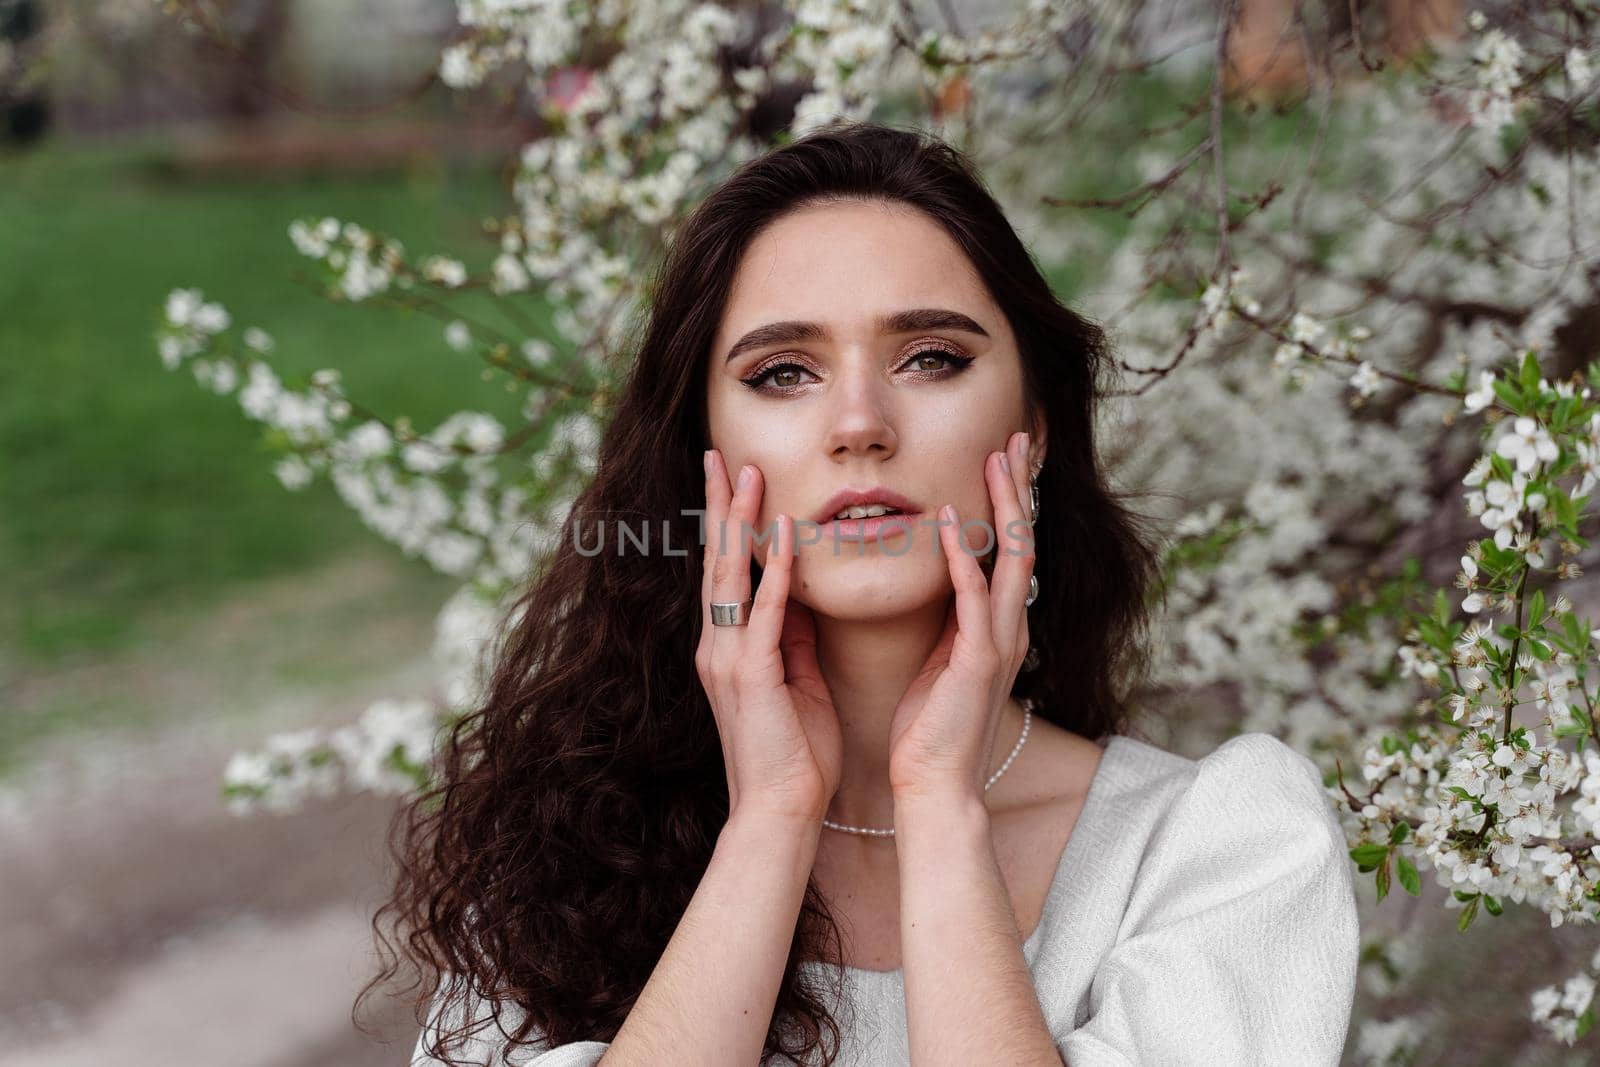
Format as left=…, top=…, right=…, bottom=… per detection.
left=739, top=343, right=975, bottom=394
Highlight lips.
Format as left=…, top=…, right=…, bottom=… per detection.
left=810, top=487, right=922, bottom=526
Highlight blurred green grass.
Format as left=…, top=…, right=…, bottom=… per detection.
left=0, top=135, right=528, bottom=672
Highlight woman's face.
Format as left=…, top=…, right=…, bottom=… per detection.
left=705, top=198, right=1043, bottom=620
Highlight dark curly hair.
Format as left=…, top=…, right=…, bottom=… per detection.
left=359, top=119, right=1167, bottom=1066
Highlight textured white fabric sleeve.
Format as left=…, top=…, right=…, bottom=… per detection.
left=409, top=978, right=611, bottom=1067
left=1057, top=732, right=1359, bottom=1067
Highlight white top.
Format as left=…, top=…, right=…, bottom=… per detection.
left=411, top=732, right=1360, bottom=1066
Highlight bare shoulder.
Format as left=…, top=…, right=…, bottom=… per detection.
left=992, top=712, right=1105, bottom=818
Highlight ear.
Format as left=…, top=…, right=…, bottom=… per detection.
left=1026, top=412, right=1048, bottom=477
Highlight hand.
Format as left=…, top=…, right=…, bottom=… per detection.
left=696, top=449, right=844, bottom=825
left=886, top=431, right=1038, bottom=801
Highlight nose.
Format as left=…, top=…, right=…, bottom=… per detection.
left=823, top=363, right=898, bottom=460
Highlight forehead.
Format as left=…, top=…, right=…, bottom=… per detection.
left=715, top=199, right=997, bottom=344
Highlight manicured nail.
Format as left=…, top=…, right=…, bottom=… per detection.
left=941, top=503, right=955, bottom=522
left=738, top=465, right=753, bottom=490
left=999, top=451, right=1011, bottom=475
left=703, top=450, right=713, bottom=476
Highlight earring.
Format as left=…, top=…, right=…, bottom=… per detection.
left=1024, top=467, right=1041, bottom=612
left=1021, top=466, right=1042, bottom=670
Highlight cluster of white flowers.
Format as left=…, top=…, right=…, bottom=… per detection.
left=222, top=698, right=444, bottom=815
left=158, top=287, right=570, bottom=587
left=1196, top=267, right=1259, bottom=332
left=288, top=216, right=406, bottom=301
left=1355, top=1013, right=1426, bottom=1066
left=221, top=727, right=339, bottom=815
left=422, top=255, right=468, bottom=288
left=1531, top=946, right=1600, bottom=1044
left=159, top=291, right=354, bottom=468
left=1465, top=19, right=1526, bottom=130
left=1336, top=715, right=1600, bottom=929
left=327, top=426, right=553, bottom=582
left=158, top=287, right=230, bottom=370
left=1569, top=47, right=1596, bottom=94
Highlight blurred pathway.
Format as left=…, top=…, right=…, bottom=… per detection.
left=0, top=555, right=444, bottom=1066
left=0, top=906, right=383, bottom=1067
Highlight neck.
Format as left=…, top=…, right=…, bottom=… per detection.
left=812, top=596, right=1025, bottom=834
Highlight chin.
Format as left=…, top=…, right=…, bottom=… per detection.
left=790, top=551, right=948, bottom=620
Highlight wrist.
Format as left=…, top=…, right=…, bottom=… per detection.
left=892, top=786, right=991, bottom=834
left=725, top=801, right=825, bottom=839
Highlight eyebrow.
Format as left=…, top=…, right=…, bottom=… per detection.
left=723, top=308, right=990, bottom=364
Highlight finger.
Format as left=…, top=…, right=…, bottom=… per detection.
left=778, top=595, right=824, bottom=689
left=700, top=448, right=733, bottom=638
left=937, top=503, right=995, bottom=661
left=988, top=445, right=1034, bottom=656
left=748, top=512, right=793, bottom=652
left=1010, top=430, right=1034, bottom=523
left=711, top=460, right=762, bottom=646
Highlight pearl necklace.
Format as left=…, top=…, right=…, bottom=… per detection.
left=821, top=710, right=1033, bottom=837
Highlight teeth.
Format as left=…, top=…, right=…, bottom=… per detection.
left=835, top=504, right=899, bottom=519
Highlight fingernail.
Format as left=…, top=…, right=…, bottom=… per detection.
left=941, top=503, right=955, bottom=522
left=999, top=452, right=1011, bottom=475
left=738, top=465, right=753, bottom=490
left=703, top=450, right=713, bottom=476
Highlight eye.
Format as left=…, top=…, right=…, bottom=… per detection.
left=740, top=361, right=818, bottom=393
left=900, top=346, right=975, bottom=376
left=737, top=343, right=976, bottom=395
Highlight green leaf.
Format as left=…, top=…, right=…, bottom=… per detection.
left=1530, top=589, right=1546, bottom=624
left=1375, top=855, right=1391, bottom=902
left=1553, top=394, right=1579, bottom=430
left=1554, top=488, right=1578, bottom=535
left=1483, top=894, right=1503, bottom=916
left=1520, top=350, right=1542, bottom=392
left=1492, top=379, right=1524, bottom=414
left=1350, top=843, right=1390, bottom=871
left=1389, top=821, right=1411, bottom=844
left=1458, top=894, right=1481, bottom=931
left=1530, top=640, right=1553, bottom=661
left=1579, top=1005, right=1594, bottom=1039
left=1396, top=853, right=1421, bottom=896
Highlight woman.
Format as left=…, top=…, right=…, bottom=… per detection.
left=380, top=121, right=1359, bottom=1066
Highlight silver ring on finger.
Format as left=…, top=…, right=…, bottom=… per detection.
left=710, top=598, right=755, bottom=627
left=1024, top=574, right=1040, bottom=607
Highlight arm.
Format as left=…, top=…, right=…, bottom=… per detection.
left=1058, top=734, right=1360, bottom=1067
left=896, top=792, right=1065, bottom=1067
left=600, top=806, right=822, bottom=1066
left=412, top=807, right=823, bottom=1067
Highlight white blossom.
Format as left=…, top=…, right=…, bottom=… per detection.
left=1567, top=47, right=1595, bottom=92
left=1494, top=416, right=1560, bottom=475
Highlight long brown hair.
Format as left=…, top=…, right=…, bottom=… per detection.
left=361, top=119, right=1166, bottom=1066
